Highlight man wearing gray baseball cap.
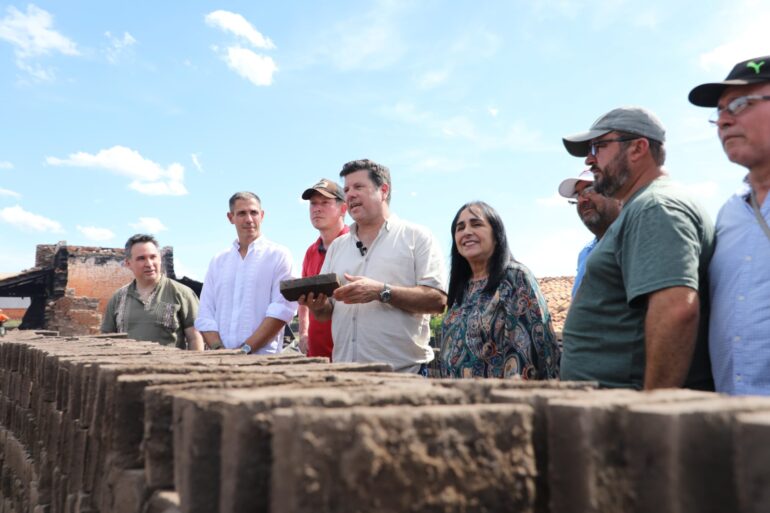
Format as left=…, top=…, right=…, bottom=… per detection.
left=689, top=55, right=770, bottom=396
left=559, top=106, right=715, bottom=391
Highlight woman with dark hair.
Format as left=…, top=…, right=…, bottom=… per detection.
left=439, top=201, right=561, bottom=379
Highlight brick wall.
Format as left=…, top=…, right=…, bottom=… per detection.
left=45, top=294, right=102, bottom=336
left=0, top=308, right=26, bottom=320
left=66, top=254, right=132, bottom=313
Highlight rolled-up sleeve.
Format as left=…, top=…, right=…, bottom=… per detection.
left=194, top=257, right=220, bottom=332
left=266, top=248, right=298, bottom=323
left=414, top=226, right=447, bottom=293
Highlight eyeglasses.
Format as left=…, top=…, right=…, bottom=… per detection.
left=567, top=185, right=595, bottom=205
left=709, top=95, right=770, bottom=125
left=589, top=137, right=640, bottom=157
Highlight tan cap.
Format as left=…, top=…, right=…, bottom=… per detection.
left=301, top=178, right=344, bottom=201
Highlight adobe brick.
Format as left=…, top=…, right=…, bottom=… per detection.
left=626, top=397, right=770, bottom=513
left=734, top=411, right=770, bottom=513
left=547, top=389, right=716, bottom=513
left=219, top=383, right=463, bottom=513
left=271, top=404, right=536, bottom=513
left=143, top=374, right=290, bottom=490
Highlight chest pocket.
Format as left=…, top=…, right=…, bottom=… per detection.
left=150, top=301, right=181, bottom=331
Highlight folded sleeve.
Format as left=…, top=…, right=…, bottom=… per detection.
left=265, top=247, right=298, bottom=323
left=414, top=226, right=447, bottom=292
left=194, top=257, right=220, bottom=332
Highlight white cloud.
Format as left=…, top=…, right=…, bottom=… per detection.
left=416, top=70, right=448, bottom=89
left=488, top=107, right=499, bottom=117
left=633, top=9, right=659, bottom=30
left=313, top=1, right=407, bottom=71
left=77, top=225, right=114, bottom=241
left=104, top=31, right=136, bottom=64
left=0, top=188, right=21, bottom=198
left=698, top=9, right=770, bottom=72
left=0, top=161, right=13, bottom=169
left=0, top=4, right=79, bottom=80
left=129, top=217, right=167, bottom=234
left=204, top=10, right=277, bottom=87
left=384, top=102, right=555, bottom=152
left=205, top=10, right=275, bottom=49
left=0, top=205, right=63, bottom=233
left=222, top=46, right=277, bottom=86
left=46, top=145, right=188, bottom=196
left=191, top=153, right=203, bottom=172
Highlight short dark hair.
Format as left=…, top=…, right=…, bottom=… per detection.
left=447, top=201, right=513, bottom=309
left=616, top=131, right=666, bottom=166
left=229, top=191, right=261, bottom=212
left=339, top=159, right=392, bottom=203
left=125, top=234, right=159, bottom=260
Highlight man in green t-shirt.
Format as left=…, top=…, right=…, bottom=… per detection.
left=102, top=234, right=204, bottom=350
left=560, top=107, right=714, bottom=390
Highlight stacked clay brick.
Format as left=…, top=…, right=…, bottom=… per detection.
left=0, top=330, right=769, bottom=513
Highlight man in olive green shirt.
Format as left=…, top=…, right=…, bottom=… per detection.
left=560, top=107, right=714, bottom=390
left=102, top=234, right=204, bottom=350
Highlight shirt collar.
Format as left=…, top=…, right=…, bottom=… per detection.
left=351, top=214, right=398, bottom=238
left=232, top=236, right=265, bottom=253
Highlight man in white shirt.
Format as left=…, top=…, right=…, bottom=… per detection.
left=195, top=192, right=297, bottom=354
left=300, top=159, right=447, bottom=373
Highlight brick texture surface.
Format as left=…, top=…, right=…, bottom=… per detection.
left=0, top=330, right=769, bottom=513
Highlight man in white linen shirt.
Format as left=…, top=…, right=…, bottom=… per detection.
left=300, top=159, right=447, bottom=373
left=195, top=192, right=297, bottom=354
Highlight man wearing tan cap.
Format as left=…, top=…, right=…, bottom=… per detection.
left=297, top=179, right=349, bottom=358
left=558, top=168, right=621, bottom=297
left=560, top=107, right=714, bottom=391
left=689, top=55, right=770, bottom=395
left=300, top=159, right=446, bottom=374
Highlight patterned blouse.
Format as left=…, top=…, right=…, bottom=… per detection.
left=438, top=262, right=561, bottom=379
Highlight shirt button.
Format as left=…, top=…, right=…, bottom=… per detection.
left=736, top=375, right=743, bottom=382
left=734, top=336, right=741, bottom=342
left=737, top=295, right=745, bottom=301
left=745, top=255, right=752, bottom=261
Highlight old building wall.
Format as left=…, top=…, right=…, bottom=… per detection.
left=66, top=253, right=133, bottom=313
left=44, top=294, right=102, bottom=336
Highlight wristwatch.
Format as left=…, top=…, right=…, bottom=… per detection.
left=240, top=343, right=252, bottom=354
left=380, top=283, right=392, bottom=303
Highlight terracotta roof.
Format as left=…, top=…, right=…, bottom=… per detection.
left=537, top=276, right=574, bottom=338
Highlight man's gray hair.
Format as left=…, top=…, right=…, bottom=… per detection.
left=124, top=234, right=159, bottom=259
left=339, top=159, right=392, bottom=204
left=229, top=191, right=262, bottom=212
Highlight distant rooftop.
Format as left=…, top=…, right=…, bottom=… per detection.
left=537, top=276, right=574, bottom=337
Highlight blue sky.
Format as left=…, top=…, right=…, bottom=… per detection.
left=0, top=0, right=767, bottom=281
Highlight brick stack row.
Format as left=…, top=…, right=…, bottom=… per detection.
left=1, top=329, right=770, bottom=513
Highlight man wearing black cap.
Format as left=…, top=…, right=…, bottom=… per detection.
left=689, top=55, right=770, bottom=396
left=297, top=179, right=349, bottom=358
left=560, top=107, right=714, bottom=390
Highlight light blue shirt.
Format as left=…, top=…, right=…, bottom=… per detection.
left=572, top=238, right=597, bottom=297
left=709, top=182, right=770, bottom=395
